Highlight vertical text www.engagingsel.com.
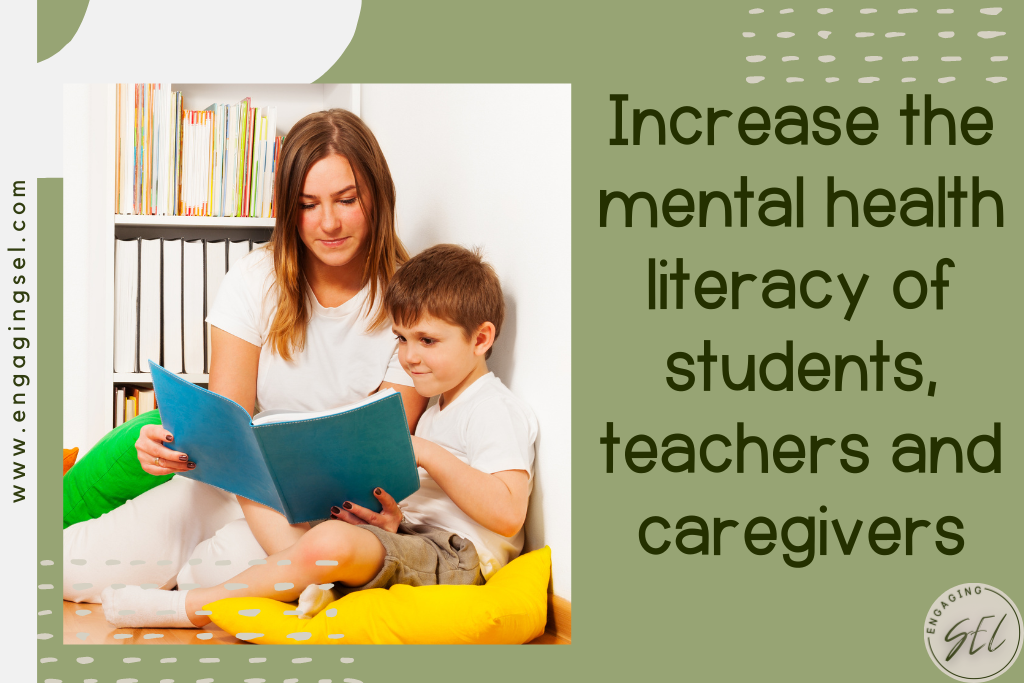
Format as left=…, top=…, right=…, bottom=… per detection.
left=11, top=180, right=30, bottom=503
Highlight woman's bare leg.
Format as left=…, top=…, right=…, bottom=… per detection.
left=237, top=495, right=310, bottom=555
left=184, top=520, right=386, bottom=626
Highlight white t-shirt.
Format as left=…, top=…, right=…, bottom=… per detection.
left=206, top=247, right=412, bottom=413
left=401, top=372, right=537, bottom=579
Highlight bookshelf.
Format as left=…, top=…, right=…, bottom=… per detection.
left=78, top=83, right=360, bottom=449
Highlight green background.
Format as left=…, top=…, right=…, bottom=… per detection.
left=40, top=1, right=1021, bottom=681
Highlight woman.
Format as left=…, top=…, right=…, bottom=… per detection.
left=63, top=109, right=427, bottom=601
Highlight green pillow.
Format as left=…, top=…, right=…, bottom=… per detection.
left=63, top=409, right=173, bottom=529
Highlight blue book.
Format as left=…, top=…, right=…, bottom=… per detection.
left=149, top=360, right=420, bottom=523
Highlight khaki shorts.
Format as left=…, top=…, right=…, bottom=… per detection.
left=340, top=522, right=484, bottom=595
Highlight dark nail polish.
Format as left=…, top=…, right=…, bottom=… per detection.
left=342, top=501, right=353, bottom=510
left=178, top=455, right=188, bottom=462
left=166, top=435, right=174, bottom=442
left=374, top=487, right=382, bottom=496
left=331, top=506, right=341, bottom=514
left=186, top=462, right=196, bottom=470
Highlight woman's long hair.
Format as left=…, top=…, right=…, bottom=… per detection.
left=267, top=109, right=408, bottom=361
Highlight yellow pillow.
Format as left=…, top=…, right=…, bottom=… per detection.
left=206, top=546, right=550, bottom=645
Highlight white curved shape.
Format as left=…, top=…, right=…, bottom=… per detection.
left=750, top=7, right=765, bottom=13
left=865, top=56, right=882, bottom=61
left=861, top=8, right=877, bottom=13
left=778, top=31, right=796, bottom=37
left=937, top=8, right=953, bottom=13
left=818, top=8, right=833, bottom=14
left=941, top=56, right=961, bottom=61
left=939, top=31, right=955, bottom=38
left=981, top=8, right=1003, bottom=15
left=986, top=76, right=1008, bottom=82
left=938, top=77, right=955, bottom=83
left=826, top=77, right=840, bottom=82
left=978, top=31, right=1006, bottom=39
left=898, top=8, right=918, bottom=13
left=747, top=55, right=767, bottom=62
left=818, top=31, right=832, bottom=38
left=743, top=32, right=756, bottom=37
left=819, top=55, right=836, bottom=62
left=856, top=32, right=875, bottom=37
left=903, top=55, right=919, bottom=61
left=786, top=77, right=804, bottom=82
left=902, top=77, right=917, bottom=82
left=37, top=0, right=361, bottom=83
left=746, top=76, right=766, bottom=83
left=886, top=32, right=906, bottom=37
left=859, top=76, right=880, bottom=83
left=991, top=56, right=1008, bottom=61
left=782, top=55, right=799, bottom=61
left=781, top=8, right=794, bottom=13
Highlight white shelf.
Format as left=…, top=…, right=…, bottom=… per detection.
left=114, top=373, right=209, bottom=384
left=114, top=215, right=275, bottom=228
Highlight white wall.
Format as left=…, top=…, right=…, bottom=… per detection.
left=362, top=84, right=572, bottom=599
left=63, top=84, right=113, bottom=456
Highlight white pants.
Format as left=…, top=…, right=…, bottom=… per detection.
left=63, top=477, right=268, bottom=603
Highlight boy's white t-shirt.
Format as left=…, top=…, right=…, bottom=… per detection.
left=206, top=247, right=412, bottom=413
left=401, top=372, right=537, bottom=579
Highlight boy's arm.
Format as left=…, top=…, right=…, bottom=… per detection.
left=412, top=435, right=530, bottom=538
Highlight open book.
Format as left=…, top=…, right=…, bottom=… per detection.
left=149, top=360, right=419, bottom=523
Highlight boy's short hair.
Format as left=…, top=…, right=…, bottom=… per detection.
left=385, top=244, right=505, bottom=359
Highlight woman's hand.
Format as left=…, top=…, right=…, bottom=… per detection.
left=329, top=488, right=402, bottom=533
left=135, top=424, right=194, bottom=476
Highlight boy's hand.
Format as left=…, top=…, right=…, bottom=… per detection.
left=330, top=487, right=402, bottom=533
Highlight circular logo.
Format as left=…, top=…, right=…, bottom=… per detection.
left=924, top=584, right=1022, bottom=681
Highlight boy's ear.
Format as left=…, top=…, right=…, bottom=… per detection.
left=472, top=322, right=496, bottom=357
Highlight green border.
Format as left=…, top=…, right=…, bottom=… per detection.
left=36, top=0, right=89, bottom=62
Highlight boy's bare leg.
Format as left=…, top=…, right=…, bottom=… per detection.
left=237, top=495, right=311, bottom=555
left=184, top=520, right=386, bottom=627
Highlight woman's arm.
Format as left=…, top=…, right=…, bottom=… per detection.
left=378, top=381, right=428, bottom=434
left=208, top=326, right=260, bottom=415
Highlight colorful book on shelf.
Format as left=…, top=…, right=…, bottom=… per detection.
left=114, top=386, right=126, bottom=426
left=149, top=360, right=420, bottom=524
left=116, top=87, right=291, bottom=219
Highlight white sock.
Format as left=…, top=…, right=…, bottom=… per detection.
left=100, top=586, right=193, bottom=628
left=296, top=583, right=336, bottom=619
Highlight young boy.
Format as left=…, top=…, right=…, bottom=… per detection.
left=102, top=244, right=536, bottom=627
left=370, top=243, right=538, bottom=580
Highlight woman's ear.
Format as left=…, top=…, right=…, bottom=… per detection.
left=473, top=322, right=496, bottom=357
